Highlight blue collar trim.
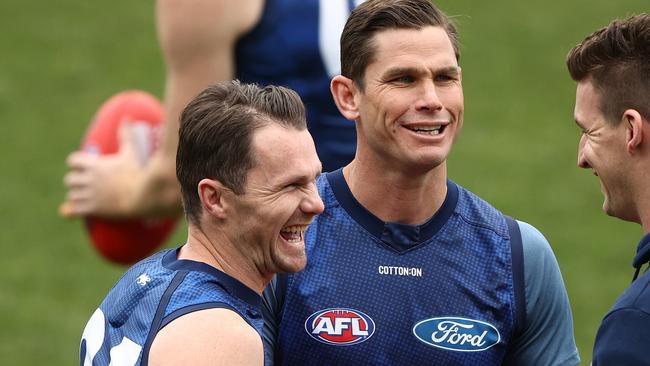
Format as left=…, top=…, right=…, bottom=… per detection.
left=326, top=168, right=458, bottom=252
left=162, top=248, right=261, bottom=310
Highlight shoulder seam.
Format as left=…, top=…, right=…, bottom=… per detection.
left=603, top=306, right=650, bottom=321
left=604, top=277, right=650, bottom=320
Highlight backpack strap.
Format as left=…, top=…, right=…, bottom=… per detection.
left=505, top=215, right=526, bottom=336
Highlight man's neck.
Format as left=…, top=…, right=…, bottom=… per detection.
left=179, top=225, right=269, bottom=294
left=343, top=160, right=448, bottom=225
left=636, top=194, right=650, bottom=235
left=636, top=152, right=650, bottom=234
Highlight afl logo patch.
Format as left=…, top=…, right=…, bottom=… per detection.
left=412, top=317, right=500, bottom=352
left=305, top=308, right=375, bottom=346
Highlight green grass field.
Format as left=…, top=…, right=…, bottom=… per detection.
left=1, top=0, right=648, bottom=364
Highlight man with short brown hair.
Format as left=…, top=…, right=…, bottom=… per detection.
left=568, top=13, right=650, bottom=365
left=264, top=1, right=580, bottom=364
left=80, top=81, right=324, bottom=365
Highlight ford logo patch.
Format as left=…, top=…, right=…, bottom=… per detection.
left=305, top=308, right=375, bottom=346
left=412, top=317, right=500, bottom=352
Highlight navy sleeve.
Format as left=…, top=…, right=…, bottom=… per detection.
left=506, top=221, right=580, bottom=366
left=592, top=308, right=650, bottom=365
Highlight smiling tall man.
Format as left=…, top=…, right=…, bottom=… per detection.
left=263, top=0, right=579, bottom=365
left=568, top=13, right=650, bottom=366
left=79, top=81, right=324, bottom=366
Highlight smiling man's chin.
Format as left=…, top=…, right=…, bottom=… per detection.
left=276, top=254, right=307, bottom=273
left=272, top=238, right=307, bottom=273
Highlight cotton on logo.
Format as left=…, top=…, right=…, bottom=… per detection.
left=305, top=308, right=375, bottom=346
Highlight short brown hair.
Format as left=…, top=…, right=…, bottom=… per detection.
left=567, top=13, right=650, bottom=124
left=176, top=81, right=307, bottom=225
left=341, top=0, right=459, bottom=88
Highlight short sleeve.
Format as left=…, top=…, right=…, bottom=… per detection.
left=504, top=221, right=580, bottom=366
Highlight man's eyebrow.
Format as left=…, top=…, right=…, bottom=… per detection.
left=382, top=66, right=461, bottom=79
left=382, top=66, right=420, bottom=79
left=275, top=169, right=322, bottom=188
left=436, top=66, right=462, bottom=75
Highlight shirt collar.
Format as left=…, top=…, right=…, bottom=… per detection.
left=162, top=248, right=262, bottom=311
left=632, top=232, right=650, bottom=269
left=326, top=168, right=457, bottom=252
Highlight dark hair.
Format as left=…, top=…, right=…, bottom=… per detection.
left=176, top=80, right=307, bottom=225
left=341, top=0, right=459, bottom=88
left=567, top=13, right=650, bottom=123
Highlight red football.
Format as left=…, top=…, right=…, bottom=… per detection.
left=82, top=90, right=178, bottom=265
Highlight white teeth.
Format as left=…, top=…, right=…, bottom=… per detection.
left=415, top=127, right=440, bottom=131
left=281, top=225, right=308, bottom=234
left=280, top=225, right=309, bottom=243
left=415, top=128, right=440, bottom=135
left=407, top=126, right=443, bottom=135
left=285, top=235, right=302, bottom=244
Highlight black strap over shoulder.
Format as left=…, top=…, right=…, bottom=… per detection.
left=261, top=273, right=289, bottom=365
left=505, top=215, right=526, bottom=337
left=274, top=272, right=289, bottom=317
left=141, top=271, right=188, bottom=365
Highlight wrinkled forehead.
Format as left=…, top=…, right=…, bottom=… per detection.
left=370, top=25, right=456, bottom=56
left=365, top=26, right=459, bottom=75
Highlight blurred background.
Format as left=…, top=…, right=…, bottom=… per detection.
left=1, top=0, right=648, bottom=364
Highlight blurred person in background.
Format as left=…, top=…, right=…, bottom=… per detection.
left=62, top=0, right=359, bottom=219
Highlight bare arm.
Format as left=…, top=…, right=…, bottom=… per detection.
left=148, top=308, right=263, bottom=365
left=61, top=0, right=263, bottom=218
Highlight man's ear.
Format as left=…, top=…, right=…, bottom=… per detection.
left=198, top=179, right=228, bottom=219
left=331, top=75, right=360, bottom=122
left=624, top=109, right=645, bottom=155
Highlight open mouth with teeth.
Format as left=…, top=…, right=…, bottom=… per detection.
left=280, top=225, right=309, bottom=243
left=403, top=124, right=447, bottom=136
